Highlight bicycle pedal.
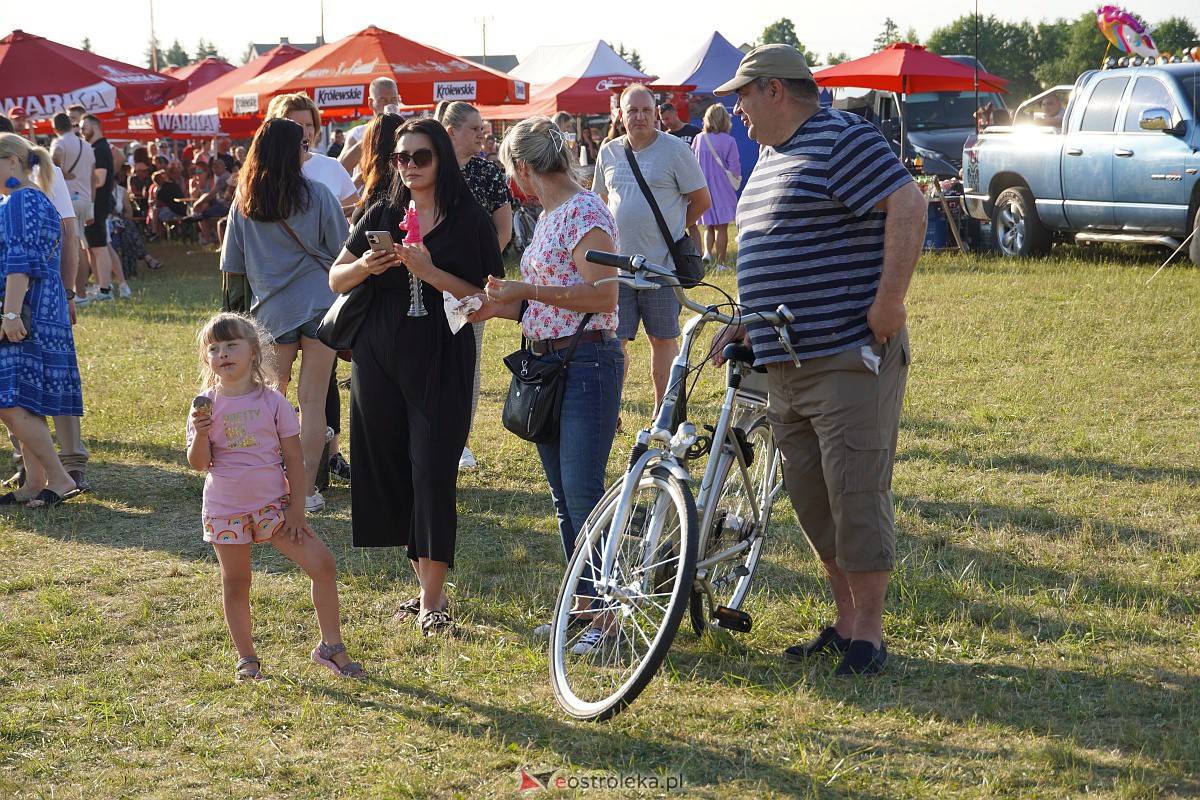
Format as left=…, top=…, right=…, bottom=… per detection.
left=713, top=606, right=752, bottom=632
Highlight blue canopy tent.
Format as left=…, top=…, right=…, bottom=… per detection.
left=657, top=31, right=760, bottom=188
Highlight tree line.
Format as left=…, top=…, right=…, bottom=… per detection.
left=761, top=13, right=1200, bottom=102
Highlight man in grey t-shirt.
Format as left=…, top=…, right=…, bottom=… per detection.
left=593, top=84, right=710, bottom=408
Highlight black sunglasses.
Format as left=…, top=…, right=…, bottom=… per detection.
left=391, top=149, right=434, bottom=168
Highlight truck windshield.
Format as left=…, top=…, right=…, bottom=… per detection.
left=905, top=91, right=1006, bottom=128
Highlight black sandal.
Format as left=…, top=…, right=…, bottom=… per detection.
left=392, top=596, right=422, bottom=623
left=420, top=607, right=456, bottom=638
left=26, top=487, right=82, bottom=509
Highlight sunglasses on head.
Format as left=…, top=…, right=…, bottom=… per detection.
left=391, top=149, right=434, bottom=168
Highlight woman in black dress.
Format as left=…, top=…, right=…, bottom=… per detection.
left=329, top=118, right=503, bottom=637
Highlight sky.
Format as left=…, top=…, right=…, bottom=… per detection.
left=4, top=1, right=1197, bottom=78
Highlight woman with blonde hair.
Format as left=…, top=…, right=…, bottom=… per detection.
left=0, top=133, right=84, bottom=508
left=691, top=103, right=742, bottom=271
left=470, top=117, right=623, bottom=650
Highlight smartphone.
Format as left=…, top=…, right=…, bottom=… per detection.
left=366, top=231, right=396, bottom=253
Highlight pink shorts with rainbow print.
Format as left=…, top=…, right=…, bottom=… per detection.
left=203, top=497, right=289, bottom=545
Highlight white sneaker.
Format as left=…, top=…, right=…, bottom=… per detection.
left=702, top=253, right=712, bottom=266
left=570, top=627, right=609, bottom=655
left=305, top=491, right=325, bottom=513
left=93, top=289, right=113, bottom=302
left=118, top=282, right=132, bottom=299
left=458, top=446, right=477, bottom=470
left=73, top=294, right=90, bottom=308
left=715, top=263, right=731, bottom=272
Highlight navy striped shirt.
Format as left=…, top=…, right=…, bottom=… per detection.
left=736, top=109, right=913, bottom=363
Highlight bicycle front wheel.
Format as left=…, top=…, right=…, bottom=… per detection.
left=690, top=415, right=781, bottom=635
left=549, top=465, right=698, bottom=721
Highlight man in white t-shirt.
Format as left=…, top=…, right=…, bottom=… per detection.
left=337, top=77, right=402, bottom=181
left=50, top=113, right=95, bottom=239
left=593, top=84, right=711, bottom=407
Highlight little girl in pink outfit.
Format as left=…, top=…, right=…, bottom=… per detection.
left=186, top=312, right=362, bottom=682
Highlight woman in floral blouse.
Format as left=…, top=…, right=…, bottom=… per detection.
left=471, top=117, right=624, bottom=639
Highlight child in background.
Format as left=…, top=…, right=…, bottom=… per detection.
left=186, top=312, right=363, bottom=682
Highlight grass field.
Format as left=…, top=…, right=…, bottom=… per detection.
left=1, top=240, right=1197, bottom=799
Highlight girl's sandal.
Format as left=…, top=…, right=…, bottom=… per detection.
left=311, top=641, right=365, bottom=679
left=235, top=656, right=266, bottom=682
left=391, top=596, right=422, bottom=623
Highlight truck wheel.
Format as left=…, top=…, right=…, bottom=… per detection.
left=1189, top=210, right=1200, bottom=267
left=991, top=187, right=1051, bottom=258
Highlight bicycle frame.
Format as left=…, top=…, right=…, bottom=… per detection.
left=587, top=253, right=797, bottom=613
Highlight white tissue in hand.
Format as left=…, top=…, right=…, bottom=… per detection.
left=444, top=291, right=482, bottom=334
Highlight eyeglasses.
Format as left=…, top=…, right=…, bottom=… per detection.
left=391, top=149, right=434, bottom=168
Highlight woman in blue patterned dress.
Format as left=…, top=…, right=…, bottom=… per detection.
left=0, top=133, right=85, bottom=508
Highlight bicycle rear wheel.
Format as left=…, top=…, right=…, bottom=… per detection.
left=690, top=416, right=781, bottom=635
left=549, top=465, right=698, bottom=721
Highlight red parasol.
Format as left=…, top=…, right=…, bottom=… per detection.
left=0, top=29, right=187, bottom=128
left=148, top=46, right=306, bottom=139
left=814, top=42, right=1009, bottom=159
left=814, top=42, right=1009, bottom=94
left=217, top=26, right=528, bottom=122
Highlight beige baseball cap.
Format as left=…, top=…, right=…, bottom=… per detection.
left=713, top=44, right=814, bottom=96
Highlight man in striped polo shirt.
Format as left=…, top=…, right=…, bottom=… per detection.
left=713, top=45, right=926, bottom=676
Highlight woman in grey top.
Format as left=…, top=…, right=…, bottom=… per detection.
left=220, top=118, right=349, bottom=514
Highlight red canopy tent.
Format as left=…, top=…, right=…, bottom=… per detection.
left=147, top=46, right=305, bottom=139
left=814, top=43, right=1009, bottom=156
left=162, top=57, right=237, bottom=92
left=0, top=29, right=187, bottom=138
left=216, top=26, right=528, bottom=123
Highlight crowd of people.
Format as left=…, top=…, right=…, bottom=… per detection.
left=3, top=44, right=925, bottom=682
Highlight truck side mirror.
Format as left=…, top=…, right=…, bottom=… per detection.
left=1138, top=107, right=1181, bottom=134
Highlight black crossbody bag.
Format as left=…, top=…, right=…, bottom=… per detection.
left=623, top=142, right=705, bottom=288
left=502, top=313, right=594, bottom=443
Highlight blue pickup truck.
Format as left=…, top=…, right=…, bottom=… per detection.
left=962, top=62, right=1200, bottom=264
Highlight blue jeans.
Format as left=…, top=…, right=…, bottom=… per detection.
left=535, top=338, right=625, bottom=559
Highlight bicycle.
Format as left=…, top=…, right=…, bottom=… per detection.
left=547, top=250, right=800, bottom=721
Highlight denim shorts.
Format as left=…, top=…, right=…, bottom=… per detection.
left=616, top=280, right=681, bottom=341
left=274, top=311, right=326, bottom=344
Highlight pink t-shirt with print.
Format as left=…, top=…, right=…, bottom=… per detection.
left=185, top=385, right=301, bottom=518
left=520, top=190, right=619, bottom=341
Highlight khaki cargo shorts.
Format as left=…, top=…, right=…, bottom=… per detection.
left=765, top=327, right=910, bottom=572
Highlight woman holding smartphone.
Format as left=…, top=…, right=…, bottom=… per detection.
left=329, top=118, right=503, bottom=637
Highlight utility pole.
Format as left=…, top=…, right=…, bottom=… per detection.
left=149, top=0, right=158, bottom=71
left=319, top=0, right=326, bottom=46
left=474, top=16, right=494, bottom=66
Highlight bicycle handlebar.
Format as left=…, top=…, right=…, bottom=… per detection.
left=585, top=249, right=796, bottom=335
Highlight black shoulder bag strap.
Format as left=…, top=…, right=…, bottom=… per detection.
left=623, top=141, right=686, bottom=273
